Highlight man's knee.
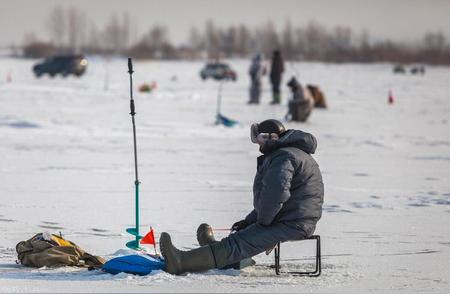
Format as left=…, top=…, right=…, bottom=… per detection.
left=214, top=222, right=305, bottom=266
left=220, top=224, right=280, bottom=260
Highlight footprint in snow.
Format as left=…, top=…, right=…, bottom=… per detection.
left=323, top=205, right=353, bottom=213
left=39, top=224, right=65, bottom=230
left=353, top=173, right=369, bottom=177
left=0, top=218, right=16, bottom=222
left=91, top=228, right=109, bottom=232
left=42, top=221, right=60, bottom=225
left=350, top=202, right=382, bottom=209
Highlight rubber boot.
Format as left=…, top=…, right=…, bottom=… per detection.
left=196, top=223, right=216, bottom=246
left=160, top=232, right=217, bottom=275
left=270, top=93, right=281, bottom=105
left=196, top=224, right=256, bottom=270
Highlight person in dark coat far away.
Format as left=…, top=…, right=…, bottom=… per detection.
left=269, top=50, right=285, bottom=104
left=286, top=76, right=314, bottom=122
left=159, top=119, right=324, bottom=275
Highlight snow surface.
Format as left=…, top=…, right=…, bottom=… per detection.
left=0, top=57, right=450, bottom=293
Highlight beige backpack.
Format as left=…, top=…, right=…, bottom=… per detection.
left=16, top=233, right=105, bottom=269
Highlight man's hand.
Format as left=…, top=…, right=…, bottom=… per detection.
left=231, top=220, right=249, bottom=232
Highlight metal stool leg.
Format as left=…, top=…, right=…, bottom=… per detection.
left=315, top=235, right=321, bottom=277
left=274, top=242, right=281, bottom=275
left=273, top=235, right=321, bottom=277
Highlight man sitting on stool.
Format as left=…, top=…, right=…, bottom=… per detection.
left=160, top=119, right=324, bottom=274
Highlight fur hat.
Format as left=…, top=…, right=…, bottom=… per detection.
left=251, top=119, right=286, bottom=144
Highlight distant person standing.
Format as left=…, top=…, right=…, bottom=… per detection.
left=269, top=50, right=285, bottom=105
left=248, top=53, right=266, bottom=104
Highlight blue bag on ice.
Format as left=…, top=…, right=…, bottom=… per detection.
left=102, top=254, right=165, bottom=276
left=216, top=113, right=238, bottom=127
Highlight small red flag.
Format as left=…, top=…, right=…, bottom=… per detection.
left=388, top=90, right=394, bottom=105
left=141, top=227, right=155, bottom=245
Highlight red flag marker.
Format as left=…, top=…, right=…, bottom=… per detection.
left=388, top=90, right=394, bottom=105
left=141, top=227, right=157, bottom=255
left=141, top=228, right=155, bottom=245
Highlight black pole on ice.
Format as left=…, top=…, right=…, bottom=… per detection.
left=126, top=57, right=142, bottom=250
left=128, top=58, right=139, bottom=184
left=215, top=80, right=223, bottom=124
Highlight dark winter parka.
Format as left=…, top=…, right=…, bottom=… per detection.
left=245, top=129, right=324, bottom=236
left=270, top=51, right=285, bottom=84
left=287, top=77, right=305, bottom=101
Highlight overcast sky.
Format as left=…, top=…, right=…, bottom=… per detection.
left=0, top=0, right=449, bottom=47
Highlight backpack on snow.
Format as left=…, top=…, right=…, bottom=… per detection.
left=16, top=232, right=105, bottom=269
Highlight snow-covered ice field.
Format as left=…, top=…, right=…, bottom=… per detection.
left=0, top=57, right=449, bottom=293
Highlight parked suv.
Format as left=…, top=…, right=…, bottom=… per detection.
left=33, top=55, right=88, bottom=77
left=200, top=62, right=237, bottom=81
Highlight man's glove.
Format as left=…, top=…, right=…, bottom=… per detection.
left=231, top=219, right=249, bottom=232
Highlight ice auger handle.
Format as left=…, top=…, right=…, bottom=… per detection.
left=128, top=57, right=134, bottom=74
left=130, top=99, right=136, bottom=116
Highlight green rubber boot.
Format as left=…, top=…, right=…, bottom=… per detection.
left=160, top=232, right=218, bottom=275
left=196, top=224, right=256, bottom=270
left=196, top=223, right=216, bottom=246
left=271, top=93, right=281, bottom=104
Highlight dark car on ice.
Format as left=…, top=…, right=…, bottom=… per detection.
left=200, top=62, right=237, bottom=81
left=33, top=55, right=88, bottom=77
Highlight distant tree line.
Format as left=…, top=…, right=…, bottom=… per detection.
left=19, top=6, right=450, bottom=64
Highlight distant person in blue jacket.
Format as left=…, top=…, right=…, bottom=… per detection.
left=160, top=119, right=324, bottom=275
left=248, top=53, right=266, bottom=104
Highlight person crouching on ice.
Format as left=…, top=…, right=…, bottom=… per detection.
left=160, top=119, right=324, bottom=275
